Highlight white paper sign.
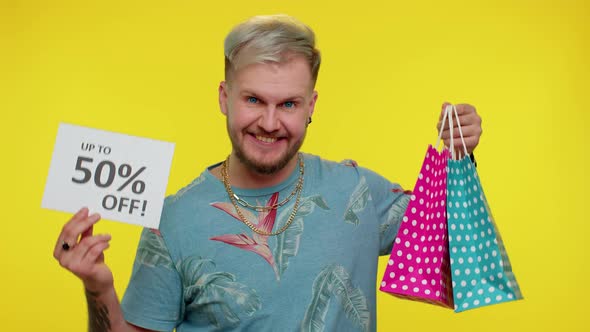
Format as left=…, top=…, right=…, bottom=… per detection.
left=42, top=123, right=175, bottom=228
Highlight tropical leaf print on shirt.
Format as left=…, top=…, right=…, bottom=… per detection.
left=211, top=193, right=329, bottom=281
left=380, top=191, right=411, bottom=238
left=300, top=264, right=370, bottom=332
left=210, top=193, right=280, bottom=279
left=273, top=195, right=330, bottom=278
left=179, top=256, right=261, bottom=329
left=136, top=228, right=174, bottom=269
left=343, top=176, right=371, bottom=225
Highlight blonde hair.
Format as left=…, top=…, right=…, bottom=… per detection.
left=224, top=14, right=321, bottom=85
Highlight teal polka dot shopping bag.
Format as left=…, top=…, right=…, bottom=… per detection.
left=445, top=105, right=523, bottom=312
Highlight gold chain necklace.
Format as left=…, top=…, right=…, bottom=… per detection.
left=221, top=154, right=304, bottom=236
left=224, top=154, right=304, bottom=212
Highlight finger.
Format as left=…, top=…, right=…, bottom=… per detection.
left=68, top=241, right=110, bottom=280
left=455, top=111, right=482, bottom=127
left=441, top=125, right=482, bottom=143
left=440, top=124, right=480, bottom=140
left=437, top=117, right=453, bottom=132
left=457, top=124, right=482, bottom=138
left=57, top=213, right=101, bottom=257
left=71, top=234, right=111, bottom=263
left=61, top=234, right=111, bottom=273
left=443, top=136, right=471, bottom=148
left=439, top=107, right=471, bottom=132
left=449, top=125, right=481, bottom=138
left=443, top=111, right=479, bottom=129
left=454, top=104, right=475, bottom=115
left=54, top=207, right=89, bottom=258
left=81, top=224, right=94, bottom=240
left=82, top=241, right=111, bottom=266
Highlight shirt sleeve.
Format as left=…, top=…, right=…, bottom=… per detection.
left=359, top=167, right=411, bottom=256
left=121, top=228, right=183, bottom=332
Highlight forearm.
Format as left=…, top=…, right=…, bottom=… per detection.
left=85, top=287, right=135, bottom=332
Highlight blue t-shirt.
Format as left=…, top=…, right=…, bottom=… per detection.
left=121, top=153, right=410, bottom=332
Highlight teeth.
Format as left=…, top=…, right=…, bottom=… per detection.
left=256, top=135, right=277, bottom=143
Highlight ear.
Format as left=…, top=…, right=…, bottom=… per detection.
left=308, top=90, right=318, bottom=118
left=219, top=81, right=229, bottom=116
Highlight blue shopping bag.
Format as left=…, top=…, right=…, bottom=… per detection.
left=444, top=105, right=523, bottom=312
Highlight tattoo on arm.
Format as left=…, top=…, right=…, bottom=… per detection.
left=86, top=289, right=112, bottom=332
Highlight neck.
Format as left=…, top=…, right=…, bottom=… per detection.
left=226, top=153, right=300, bottom=189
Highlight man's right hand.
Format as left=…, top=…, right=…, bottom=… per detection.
left=53, top=208, right=156, bottom=332
left=53, top=207, right=113, bottom=294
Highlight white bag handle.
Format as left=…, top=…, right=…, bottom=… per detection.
left=435, top=104, right=469, bottom=160
left=450, top=104, right=469, bottom=160
left=435, top=105, right=450, bottom=150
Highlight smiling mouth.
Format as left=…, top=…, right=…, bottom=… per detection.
left=255, top=135, right=279, bottom=143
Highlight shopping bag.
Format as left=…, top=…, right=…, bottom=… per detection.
left=444, top=105, right=523, bottom=312
left=379, top=110, right=454, bottom=308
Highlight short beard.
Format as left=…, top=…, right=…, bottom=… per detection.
left=234, top=146, right=293, bottom=175
left=229, top=129, right=305, bottom=175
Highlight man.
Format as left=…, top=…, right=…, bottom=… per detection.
left=54, top=15, right=482, bottom=332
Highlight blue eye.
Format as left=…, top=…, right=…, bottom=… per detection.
left=283, top=101, right=295, bottom=108
left=247, top=97, right=258, bottom=103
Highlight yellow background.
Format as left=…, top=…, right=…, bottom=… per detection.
left=1, top=0, right=587, bottom=331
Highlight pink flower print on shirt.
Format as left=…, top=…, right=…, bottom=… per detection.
left=210, top=193, right=280, bottom=279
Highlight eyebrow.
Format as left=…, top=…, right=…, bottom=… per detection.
left=241, top=90, right=305, bottom=103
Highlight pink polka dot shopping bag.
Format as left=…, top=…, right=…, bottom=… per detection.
left=444, top=105, right=523, bottom=312
left=379, top=125, right=454, bottom=308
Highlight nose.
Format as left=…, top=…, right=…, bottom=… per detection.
left=258, top=106, right=281, bottom=132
